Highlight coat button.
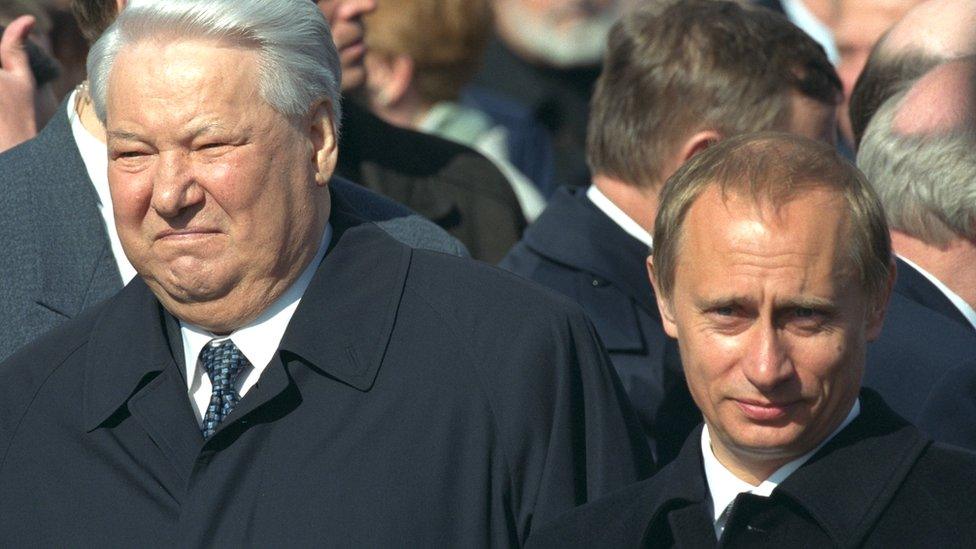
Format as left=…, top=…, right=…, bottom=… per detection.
left=591, top=277, right=608, bottom=287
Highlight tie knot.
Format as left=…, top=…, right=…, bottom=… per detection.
left=199, top=339, right=248, bottom=390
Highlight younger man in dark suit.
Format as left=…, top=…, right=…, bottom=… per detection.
left=501, top=0, right=842, bottom=463
left=527, top=133, right=976, bottom=548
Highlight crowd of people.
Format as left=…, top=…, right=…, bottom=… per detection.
left=1, top=0, right=976, bottom=546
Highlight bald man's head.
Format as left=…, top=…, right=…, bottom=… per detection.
left=850, top=0, right=976, bottom=148
left=857, top=58, right=976, bottom=246
left=893, top=59, right=976, bottom=135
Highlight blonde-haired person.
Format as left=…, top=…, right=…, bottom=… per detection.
left=362, top=0, right=545, bottom=220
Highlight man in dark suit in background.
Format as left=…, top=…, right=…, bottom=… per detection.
left=528, top=133, right=976, bottom=548
left=501, top=0, right=842, bottom=464
left=856, top=59, right=976, bottom=422
left=0, top=0, right=651, bottom=544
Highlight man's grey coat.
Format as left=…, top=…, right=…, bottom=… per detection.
left=0, top=101, right=466, bottom=361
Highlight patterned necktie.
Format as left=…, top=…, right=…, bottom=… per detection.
left=199, top=339, right=249, bottom=439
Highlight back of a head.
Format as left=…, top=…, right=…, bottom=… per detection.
left=587, top=0, right=841, bottom=188
left=850, top=0, right=976, bottom=148
left=654, top=132, right=891, bottom=303
left=86, top=0, right=342, bottom=126
left=72, top=0, right=119, bottom=43
left=857, top=59, right=976, bottom=246
left=364, top=0, right=492, bottom=104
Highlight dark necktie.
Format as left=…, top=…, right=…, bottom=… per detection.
left=199, top=339, right=249, bottom=438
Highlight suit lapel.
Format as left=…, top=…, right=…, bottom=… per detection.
left=84, top=278, right=201, bottom=482
left=32, top=101, right=122, bottom=317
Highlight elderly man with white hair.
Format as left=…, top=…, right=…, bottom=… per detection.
left=0, top=0, right=651, bottom=544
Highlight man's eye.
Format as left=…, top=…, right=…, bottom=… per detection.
left=795, top=307, right=816, bottom=318
left=116, top=150, right=146, bottom=159
left=715, top=306, right=734, bottom=316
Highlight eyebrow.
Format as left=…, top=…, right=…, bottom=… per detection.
left=696, top=295, right=838, bottom=310
left=106, top=123, right=230, bottom=143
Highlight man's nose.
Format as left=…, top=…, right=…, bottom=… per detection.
left=742, top=322, right=795, bottom=392
left=150, top=152, right=204, bottom=218
left=340, top=0, right=377, bottom=19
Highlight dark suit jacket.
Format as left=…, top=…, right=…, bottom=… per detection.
left=0, top=100, right=467, bottom=362
left=500, top=188, right=700, bottom=465
left=527, top=390, right=976, bottom=548
left=337, top=101, right=526, bottom=263
left=0, top=203, right=653, bottom=546
left=864, top=258, right=976, bottom=422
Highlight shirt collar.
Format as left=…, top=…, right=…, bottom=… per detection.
left=179, top=222, right=333, bottom=381
left=897, top=254, right=976, bottom=331
left=586, top=184, right=653, bottom=248
left=701, top=399, right=861, bottom=538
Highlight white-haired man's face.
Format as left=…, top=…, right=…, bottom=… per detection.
left=105, top=39, right=336, bottom=333
left=493, top=0, right=621, bottom=68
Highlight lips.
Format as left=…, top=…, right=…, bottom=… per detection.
left=155, top=228, right=220, bottom=241
left=734, top=398, right=796, bottom=421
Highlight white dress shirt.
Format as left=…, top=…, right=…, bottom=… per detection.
left=67, top=89, right=138, bottom=284
left=586, top=184, right=653, bottom=248
left=701, top=399, right=861, bottom=539
left=180, top=224, right=332, bottom=425
left=898, top=254, right=976, bottom=331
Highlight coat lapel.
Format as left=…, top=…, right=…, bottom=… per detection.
left=83, top=278, right=201, bottom=481
left=774, top=390, right=929, bottom=547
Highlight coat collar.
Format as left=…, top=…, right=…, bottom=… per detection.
left=775, top=389, right=929, bottom=546
left=82, top=198, right=410, bottom=429
left=634, top=390, right=928, bottom=546
left=32, top=99, right=121, bottom=316
left=522, top=187, right=658, bottom=314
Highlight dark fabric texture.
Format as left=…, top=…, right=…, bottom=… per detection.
left=527, top=389, right=976, bottom=548
left=864, top=258, right=976, bottom=422
left=501, top=188, right=700, bottom=465
left=471, top=38, right=600, bottom=189
left=0, top=200, right=654, bottom=546
left=918, top=360, right=976, bottom=453
left=336, top=100, right=526, bottom=263
left=0, top=99, right=467, bottom=362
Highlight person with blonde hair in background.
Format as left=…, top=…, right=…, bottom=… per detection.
left=361, top=0, right=546, bottom=220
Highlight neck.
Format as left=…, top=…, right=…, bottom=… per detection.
left=591, top=174, right=660, bottom=233
left=892, top=230, right=976, bottom=310
left=75, top=83, right=107, bottom=143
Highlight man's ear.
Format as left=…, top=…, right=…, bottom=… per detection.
left=678, top=129, right=722, bottom=164
left=311, top=99, right=338, bottom=186
left=367, top=53, right=414, bottom=108
left=866, top=258, right=897, bottom=341
left=647, top=255, right=679, bottom=338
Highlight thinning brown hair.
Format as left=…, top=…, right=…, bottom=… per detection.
left=653, top=132, right=892, bottom=305
left=587, top=0, right=841, bottom=188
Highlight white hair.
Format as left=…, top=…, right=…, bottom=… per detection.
left=857, top=89, right=976, bottom=245
left=87, top=0, right=342, bottom=129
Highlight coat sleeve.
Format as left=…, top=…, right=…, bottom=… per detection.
left=484, top=302, right=656, bottom=543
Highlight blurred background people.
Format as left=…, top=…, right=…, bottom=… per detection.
left=502, top=0, right=842, bottom=465
left=318, top=0, right=528, bottom=263
left=0, top=15, right=59, bottom=152
left=468, top=0, right=624, bottom=190
left=850, top=0, right=976, bottom=150
left=757, top=0, right=922, bottom=150
left=361, top=0, right=546, bottom=220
